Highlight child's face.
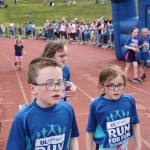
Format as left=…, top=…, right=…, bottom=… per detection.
left=32, top=66, right=63, bottom=108
left=17, top=40, right=22, bottom=45
left=102, top=75, right=125, bottom=100
left=132, top=29, right=138, bottom=37
left=53, top=45, right=68, bottom=64
left=141, top=29, right=149, bottom=38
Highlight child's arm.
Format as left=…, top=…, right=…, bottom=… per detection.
left=86, top=131, right=94, bottom=150
left=13, top=47, right=16, bottom=56
left=69, top=137, right=79, bottom=150
left=22, top=48, right=25, bottom=55
left=132, top=124, right=141, bottom=150
left=124, top=45, right=139, bottom=52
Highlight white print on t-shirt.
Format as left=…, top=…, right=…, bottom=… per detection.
left=35, top=134, right=65, bottom=150
left=107, top=117, right=130, bottom=145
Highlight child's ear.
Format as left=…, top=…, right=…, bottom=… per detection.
left=99, top=85, right=105, bottom=93
left=28, top=84, right=37, bottom=95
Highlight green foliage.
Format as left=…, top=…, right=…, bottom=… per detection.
left=0, top=0, right=112, bottom=27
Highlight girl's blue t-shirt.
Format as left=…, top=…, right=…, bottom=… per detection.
left=86, top=94, right=139, bottom=149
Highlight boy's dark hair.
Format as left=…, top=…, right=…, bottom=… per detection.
left=41, top=40, right=66, bottom=58
left=27, top=57, right=62, bottom=84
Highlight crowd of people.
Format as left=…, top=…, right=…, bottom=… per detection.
left=36, top=16, right=114, bottom=48
left=0, top=0, right=8, bottom=8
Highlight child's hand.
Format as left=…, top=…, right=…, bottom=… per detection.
left=143, top=41, right=147, bottom=46
left=65, top=85, right=76, bottom=98
left=132, top=47, right=137, bottom=51
left=136, top=48, right=139, bottom=52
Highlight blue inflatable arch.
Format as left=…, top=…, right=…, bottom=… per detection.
left=111, top=0, right=150, bottom=59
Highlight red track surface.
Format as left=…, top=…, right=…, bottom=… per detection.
left=0, top=38, right=150, bottom=150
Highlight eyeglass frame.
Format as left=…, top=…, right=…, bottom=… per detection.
left=32, top=82, right=65, bottom=91
left=103, top=84, right=126, bottom=90
left=54, top=54, right=69, bottom=58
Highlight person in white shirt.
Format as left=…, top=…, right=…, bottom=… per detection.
left=71, top=21, right=76, bottom=42
left=9, top=21, right=15, bottom=37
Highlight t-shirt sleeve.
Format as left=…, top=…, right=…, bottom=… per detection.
left=124, top=37, right=131, bottom=46
left=6, top=113, right=26, bottom=150
left=70, top=108, right=80, bottom=137
left=129, top=95, right=140, bottom=124
left=86, top=102, right=97, bottom=132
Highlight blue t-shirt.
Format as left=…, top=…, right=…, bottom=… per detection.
left=61, top=64, right=71, bottom=101
left=6, top=100, right=79, bottom=150
left=14, top=44, right=24, bottom=56
left=138, top=37, right=150, bottom=60
left=86, top=94, right=139, bottom=149
left=63, top=64, right=70, bottom=82
left=125, top=36, right=138, bottom=56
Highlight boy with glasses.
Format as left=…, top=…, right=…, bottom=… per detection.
left=86, top=65, right=141, bottom=150
left=6, top=57, right=79, bottom=150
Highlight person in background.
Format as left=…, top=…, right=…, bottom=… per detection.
left=138, top=27, right=150, bottom=81
left=14, top=38, right=25, bottom=70
left=124, top=27, right=141, bottom=83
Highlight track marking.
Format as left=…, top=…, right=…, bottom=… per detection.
left=0, top=52, right=28, bottom=104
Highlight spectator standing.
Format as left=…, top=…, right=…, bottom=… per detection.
left=9, top=21, right=15, bottom=37
left=14, top=0, right=17, bottom=5
left=31, top=21, right=36, bottom=37
left=29, top=11, right=32, bottom=17
left=63, top=0, right=66, bottom=5
left=71, top=21, right=76, bottom=42
left=62, top=15, right=65, bottom=22
left=138, top=27, right=150, bottom=81
left=95, top=0, right=100, bottom=4
left=59, top=21, right=67, bottom=41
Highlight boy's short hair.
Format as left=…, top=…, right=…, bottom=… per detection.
left=41, top=40, right=67, bottom=58
left=27, top=57, right=62, bottom=84
left=98, top=65, right=127, bottom=88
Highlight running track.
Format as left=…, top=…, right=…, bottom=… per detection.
left=0, top=38, right=150, bottom=150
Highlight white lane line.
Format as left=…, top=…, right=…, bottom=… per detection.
left=76, top=113, right=89, bottom=116
left=141, top=138, right=150, bottom=148
left=0, top=52, right=28, bottom=104
left=129, top=84, right=150, bottom=95
left=0, top=119, right=13, bottom=122
left=0, top=91, right=11, bottom=93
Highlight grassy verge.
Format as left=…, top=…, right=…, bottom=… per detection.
left=0, top=0, right=112, bottom=27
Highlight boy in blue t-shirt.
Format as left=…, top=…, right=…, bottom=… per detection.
left=6, top=57, right=79, bottom=150
left=138, top=28, right=150, bottom=81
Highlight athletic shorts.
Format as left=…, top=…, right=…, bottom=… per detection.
left=125, top=50, right=137, bottom=62
left=15, top=56, right=23, bottom=60
left=60, top=31, right=66, bottom=36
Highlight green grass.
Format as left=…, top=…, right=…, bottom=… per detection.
left=0, top=0, right=112, bottom=27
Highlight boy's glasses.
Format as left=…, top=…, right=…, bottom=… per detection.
left=33, top=82, right=65, bottom=91
left=55, top=54, right=69, bottom=58
left=104, top=84, right=125, bottom=90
